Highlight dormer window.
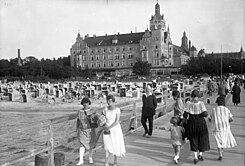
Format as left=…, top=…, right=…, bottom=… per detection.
left=112, top=36, right=118, bottom=44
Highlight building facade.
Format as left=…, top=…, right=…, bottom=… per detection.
left=205, top=47, right=245, bottom=60
left=69, top=2, right=196, bottom=77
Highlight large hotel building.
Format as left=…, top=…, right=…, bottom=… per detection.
left=69, top=2, right=197, bottom=77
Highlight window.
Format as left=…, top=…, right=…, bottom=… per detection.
left=103, top=49, right=106, bottom=53
left=117, top=63, right=120, bottom=67
left=116, top=48, right=119, bottom=52
left=103, top=63, right=106, bottom=67
left=156, top=45, right=158, bottom=49
left=91, top=56, right=94, bottom=61
left=83, top=50, right=86, bottom=54
left=122, top=54, right=125, bottom=59
left=122, top=61, right=125, bottom=66
left=91, top=63, right=94, bottom=68
left=82, top=56, right=86, bottom=61
left=91, top=50, right=94, bottom=53
left=115, top=54, right=119, bottom=59
left=103, top=55, right=106, bottom=60
left=122, top=47, right=125, bottom=51
left=129, top=47, right=132, bottom=51
left=96, top=55, right=99, bottom=60
left=128, top=53, right=133, bottom=59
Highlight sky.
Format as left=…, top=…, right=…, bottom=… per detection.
left=0, top=0, right=244, bottom=60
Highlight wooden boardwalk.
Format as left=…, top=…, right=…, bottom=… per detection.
left=69, top=90, right=245, bottom=166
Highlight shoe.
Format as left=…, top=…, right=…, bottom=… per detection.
left=104, top=163, right=109, bottom=166
left=173, top=156, right=178, bottom=164
left=143, top=133, right=147, bottom=137
left=198, top=155, right=204, bottom=161
left=218, top=156, right=222, bottom=161
left=194, top=159, right=198, bottom=164
left=146, top=134, right=151, bottom=138
left=89, top=157, right=93, bottom=164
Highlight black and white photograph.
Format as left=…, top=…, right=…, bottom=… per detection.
left=0, top=0, right=244, bottom=165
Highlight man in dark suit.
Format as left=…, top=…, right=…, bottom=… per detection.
left=141, top=85, right=157, bottom=138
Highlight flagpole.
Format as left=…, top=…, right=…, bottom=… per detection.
left=221, top=45, right=222, bottom=82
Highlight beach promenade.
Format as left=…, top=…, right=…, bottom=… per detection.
left=71, top=89, right=245, bottom=166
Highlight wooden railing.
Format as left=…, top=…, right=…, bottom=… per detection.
left=1, top=85, right=206, bottom=166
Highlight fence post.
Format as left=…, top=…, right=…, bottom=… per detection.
left=48, top=122, right=55, bottom=166
left=133, top=102, right=137, bottom=129
left=183, top=91, right=186, bottom=104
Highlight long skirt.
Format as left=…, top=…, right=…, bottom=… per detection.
left=78, top=128, right=102, bottom=150
left=232, top=93, right=240, bottom=104
left=213, top=128, right=237, bottom=148
left=186, top=114, right=210, bottom=152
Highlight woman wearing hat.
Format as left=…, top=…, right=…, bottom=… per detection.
left=209, top=96, right=237, bottom=161
left=183, top=89, right=210, bottom=164
left=76, top=97, right=101, bottom=165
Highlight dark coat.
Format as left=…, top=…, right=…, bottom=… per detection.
left=142, top=94, right=157, bottom=116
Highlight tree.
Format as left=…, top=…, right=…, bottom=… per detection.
left=83, top=65, right=92, bottom=79
left=133, top=60, right=152, bottom=76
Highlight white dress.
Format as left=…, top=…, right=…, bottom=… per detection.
left=210, top=106, right=237, bottom=148
left=102, top=107, right=126, bottom=156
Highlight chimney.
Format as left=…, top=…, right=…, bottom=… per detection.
left=17, top=49, right=22, bottom=66
left=118, top=32, right=120, bottom=35
left=18, top=49, right=20, bottom=58
left=93, top=34, right=96, bottom=38
left=189, top=40, right=191, bottom=56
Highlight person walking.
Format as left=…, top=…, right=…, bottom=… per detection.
left=218, top=80, right=227, bottom=105
left=209, top=96, right=237, bottom=161
left=231, top=81, right=241, bottom=106
left=172, top=90, right=184, bottom=118
left=157, top=116, right=185, bottom=164
left=102, top=94, right=126, bottom=166
left=183, top=89, right=210, bottom=164
left=141, top=85, right=157, bottom=138
left=76, top=97, right=101, bottom=166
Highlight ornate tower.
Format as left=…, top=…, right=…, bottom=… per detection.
left=150, top=2, right=166, bottom=31
left=181, top=31, right=188, bottom=50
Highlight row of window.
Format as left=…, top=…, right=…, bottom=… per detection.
left=73, top=46, right=133, bottom=55
left=78, top=61, right=134, bottom=68
left=77, top=53, right=133, bottom=61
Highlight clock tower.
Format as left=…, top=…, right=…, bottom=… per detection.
left=150, top=2, right=166, bottom=31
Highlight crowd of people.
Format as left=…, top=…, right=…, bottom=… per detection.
left=75, top=75, right=242, bottom=165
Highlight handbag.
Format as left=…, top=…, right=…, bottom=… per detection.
left=101, top=109, right=110, bottom=135
left=103, top=130, right=111, bottom=135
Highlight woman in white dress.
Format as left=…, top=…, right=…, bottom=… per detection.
left=209, top=96, right=237, bottom=161
left=102, top=94, right=126, bottom=166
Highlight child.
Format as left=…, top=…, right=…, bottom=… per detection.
left=157, top=116, right=185, bottom=164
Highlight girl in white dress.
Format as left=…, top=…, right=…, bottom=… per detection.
left=209, top=96, right=237, bottom=161
left=102, top=95, right=126, bottom=166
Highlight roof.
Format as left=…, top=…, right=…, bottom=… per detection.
left=84, top=32, right=145, bottom=47
left=173, top=45, right=189, bottom=56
